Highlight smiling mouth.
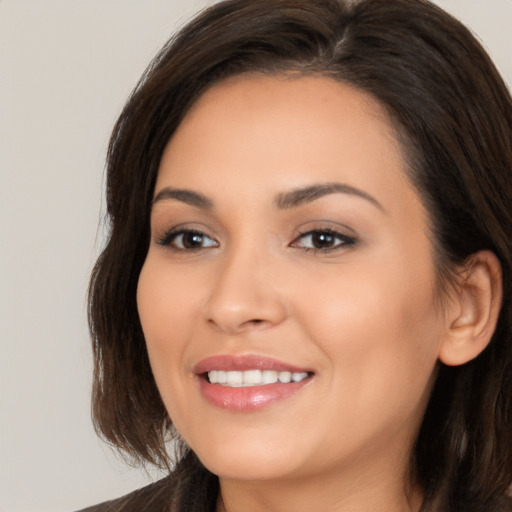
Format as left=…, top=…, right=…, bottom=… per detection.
left=195, top=356, right=314, bottom=410
left=206, top=369, right=311, bottom=387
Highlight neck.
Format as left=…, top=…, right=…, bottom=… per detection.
left=216, top=460, right=422, bottom=512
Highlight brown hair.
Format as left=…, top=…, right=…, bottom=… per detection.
left=88, top=0, right=512, bottom=510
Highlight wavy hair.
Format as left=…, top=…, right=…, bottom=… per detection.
left=88, top=1, right=512, bottom=510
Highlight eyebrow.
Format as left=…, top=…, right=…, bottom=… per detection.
left=152, top=187, right=214, bottom=209
left=152, top=182, right=384, bottom=212
left=274, top=182, right=385, bottom=211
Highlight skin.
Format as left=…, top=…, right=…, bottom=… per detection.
left=137, top=75, right=498, bottom=512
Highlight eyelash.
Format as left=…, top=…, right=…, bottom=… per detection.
left=290, top=228, right=356, bottom=253
left=156, top=229, right=218, bottom=251
left=156, top=227, right=356, bottom=253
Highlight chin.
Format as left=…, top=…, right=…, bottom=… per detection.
left=200, top=452, right=299, bottom=482
left=187, top=431, right=310, bottom=481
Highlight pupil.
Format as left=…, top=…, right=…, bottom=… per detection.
left=184, top=233, right=203, bottom=248
left=312, top=232, right=334, bottom=248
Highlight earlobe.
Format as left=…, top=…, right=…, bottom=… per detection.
left=438, top=250, right=503, bottom=366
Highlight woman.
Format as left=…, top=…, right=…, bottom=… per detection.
left=82, top=0, right=512, bottom=510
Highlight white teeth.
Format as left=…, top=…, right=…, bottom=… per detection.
left=262, top=370, right=278, bottom=384
left=226, top=371, right=243, bottom=387
left=244, top=370, right=262, bottom=385
left=278, top=371, right=292, bottom=383
left=207, top=369, right=310, bottom=387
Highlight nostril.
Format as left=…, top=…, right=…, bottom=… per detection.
left=207, top=317, right=265, bottom=328
left=239, top=318, right=268, bottom=330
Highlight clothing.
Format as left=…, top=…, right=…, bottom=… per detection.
left=76, top=455, right=218, bottom=512
left=76, top=477, right=176, bottom=512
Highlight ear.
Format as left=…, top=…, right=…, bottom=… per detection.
left=439, top=250, right=503, bottom=366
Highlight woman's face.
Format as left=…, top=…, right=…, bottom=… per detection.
left=137, top=75, right=448, bottom=484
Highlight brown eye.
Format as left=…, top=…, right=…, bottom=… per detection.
left=158, top=229, right=218, bottom=250
left=310, top=232, right=337, bottom=249
left=291, top=229, right=356, bottom=252
left=179, top=232, right=209, bottom=249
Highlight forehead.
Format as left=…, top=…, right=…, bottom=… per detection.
left=175, top=73, right=393, bottom=151
left=156, top=74, right=418, bottom=218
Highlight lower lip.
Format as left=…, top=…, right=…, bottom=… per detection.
left=198, top=377, right=311, bottom=411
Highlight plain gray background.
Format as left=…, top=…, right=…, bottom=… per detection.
left=1, top=1, right=511, bottom=511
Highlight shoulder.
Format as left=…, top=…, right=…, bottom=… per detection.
left=75, top=452, right=218, bottom=512
left=75, top=476, right=174, bottom=512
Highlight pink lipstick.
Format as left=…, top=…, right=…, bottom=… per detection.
left=194, top=355, right=313, bottom=411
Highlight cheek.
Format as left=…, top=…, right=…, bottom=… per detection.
left=296, top=250, right=443, bottom=405
left=136, top=258, right=210, bottom=441
left=136, top=259, right=198, bottom=389
left=137, top=254, right=203, bottom=333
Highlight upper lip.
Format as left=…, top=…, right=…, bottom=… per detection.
left=193, top=354, right=313, bottom=375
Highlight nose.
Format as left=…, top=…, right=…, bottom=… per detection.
left=204, top=246, right=287, bottom=335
